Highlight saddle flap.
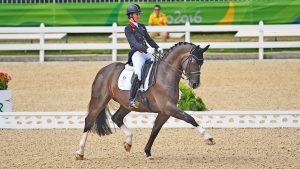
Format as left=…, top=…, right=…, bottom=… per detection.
left=117, top=63, right=155, bottom=91
left=125, top=64, right=134, bottom=71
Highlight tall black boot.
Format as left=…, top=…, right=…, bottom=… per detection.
left=128, top=74, right=141, bottom=108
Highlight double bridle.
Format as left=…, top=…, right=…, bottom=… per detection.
left=154, top=46, right=203, bottom=80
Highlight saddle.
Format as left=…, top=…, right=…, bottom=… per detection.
left=118, top=59, right=157, bottom=91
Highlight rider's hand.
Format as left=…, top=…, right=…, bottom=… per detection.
left=146, top=47, right=155, bottom=55
left=158, top=48, right=163, bottom=54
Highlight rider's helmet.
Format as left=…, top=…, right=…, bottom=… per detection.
left=126, top=4, right=142, bottom=18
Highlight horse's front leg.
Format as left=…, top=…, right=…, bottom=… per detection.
left=145, top=113, right=170, bottom=160
left=166, top=103, right=215, bottom=145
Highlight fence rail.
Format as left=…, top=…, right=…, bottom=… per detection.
left=0, top=21, right=299, bottom=62
left=0, top=111, right=299, bottom=129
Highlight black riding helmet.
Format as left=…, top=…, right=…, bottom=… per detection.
left=126, top=4, right=142, bottom=18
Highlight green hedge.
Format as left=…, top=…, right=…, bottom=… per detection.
left=178, top=82, right=207, bottom=111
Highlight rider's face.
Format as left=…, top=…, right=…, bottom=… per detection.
left=132, top=13, right=140, bottom=22
left=154, top=7, right=160, bottom=15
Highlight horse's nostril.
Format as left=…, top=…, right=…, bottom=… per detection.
left=193, top=83, right=198, bottom=88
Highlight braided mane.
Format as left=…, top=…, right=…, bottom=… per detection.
left=162, top=42, right=196, bottom=59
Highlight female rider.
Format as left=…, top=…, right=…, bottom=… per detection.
left=125, top=4, right=163, bottom=108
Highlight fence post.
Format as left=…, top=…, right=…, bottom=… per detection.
left=39, top=23, right=45, bottom=62
left=258, top=21, right=264, bottom=60
left=112, top=22, right=117, bottom=61
left=185, top=21, right=190, bottom=43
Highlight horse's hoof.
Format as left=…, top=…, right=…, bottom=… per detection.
left=146, top=156, right=154, bottom=161
left=204, top=138, right=216, bottom=145
left=75, top=152, right=84, bottom=160
left=123, top=142, right=132, bottom=152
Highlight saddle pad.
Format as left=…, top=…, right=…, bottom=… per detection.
left=118, top=64, right=153, bottom=91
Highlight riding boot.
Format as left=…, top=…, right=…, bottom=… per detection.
left=128, top=74, right=141, bottom=108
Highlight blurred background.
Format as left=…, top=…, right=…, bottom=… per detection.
left=0, top=0, right=299, bottom=61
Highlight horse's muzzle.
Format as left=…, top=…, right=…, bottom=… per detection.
left=190, top=82, right=200, bottom=89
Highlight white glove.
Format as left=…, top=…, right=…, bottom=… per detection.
left=158, top=48, right=163, bottom=54
left=146, top=47, right=155, bottom=55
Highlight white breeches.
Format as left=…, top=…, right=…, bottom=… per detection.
left=132, top=51, right=153, bottom=80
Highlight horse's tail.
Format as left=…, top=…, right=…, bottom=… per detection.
left=93, top=107, right=112, bottom=136
left=84, top=105, right=112, bottom=136
left=83, top=63, right=120, bottom=136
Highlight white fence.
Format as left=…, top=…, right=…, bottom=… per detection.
left=0, top=21, right=299, bottom=62
left=0, top=111, right=299, bottom=129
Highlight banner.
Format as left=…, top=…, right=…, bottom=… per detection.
left=0, top=1, right=299, bottom=26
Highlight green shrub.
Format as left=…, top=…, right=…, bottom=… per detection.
left=178, top=82, right=207, bottom=111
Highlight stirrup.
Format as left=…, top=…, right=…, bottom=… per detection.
left=129, top=100, right=138, bottom=108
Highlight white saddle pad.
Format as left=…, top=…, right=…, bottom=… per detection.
left=118, top=64, right=153, bottom=91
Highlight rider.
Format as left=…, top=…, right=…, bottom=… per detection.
left=125, top=4, right=163, bottom=108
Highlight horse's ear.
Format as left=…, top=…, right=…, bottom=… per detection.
left=202, top=45, right=210, bottom=52
left=191, top=45, right=200, bottom=55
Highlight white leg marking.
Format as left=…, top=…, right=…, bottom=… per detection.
left=120, top=124, right=133, bottom=145
left=197, top=126, right=212, bottom=140
left=77, top=132, right=88, bottom=155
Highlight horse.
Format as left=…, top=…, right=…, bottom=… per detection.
left=75, top=42, right=215, bottom=160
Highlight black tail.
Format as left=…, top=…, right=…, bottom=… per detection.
left=87, top=107, right=112, bottom=136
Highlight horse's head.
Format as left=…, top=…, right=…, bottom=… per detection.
left=182, top=45, right=209, bottom=89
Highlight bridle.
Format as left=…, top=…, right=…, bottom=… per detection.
left=182, top=46, right=204, bottom=80
left=153, top=46, right=203, bottom=80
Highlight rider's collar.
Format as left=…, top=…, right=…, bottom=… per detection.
left=129, top=20, right=139, bottom=27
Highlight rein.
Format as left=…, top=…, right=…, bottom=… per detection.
left=153, top=46, right=203, bottom=80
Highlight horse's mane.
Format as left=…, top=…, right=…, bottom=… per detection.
left=162, top=42, right=196, bottom=59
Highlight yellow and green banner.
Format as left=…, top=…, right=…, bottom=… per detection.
left=0, top=1, right=299, bottom=26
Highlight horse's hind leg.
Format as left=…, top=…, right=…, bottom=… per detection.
left=75, top=95, right=111, bottom=160
left=111, top=106, right=132, bottom=152
left=75, top=80, right=112, bottom=160
left=75, top=132, right=88, bottom=160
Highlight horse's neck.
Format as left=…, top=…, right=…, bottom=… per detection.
left=164, top=45, right=191, bottom=70
left=158, top=45, right=191, bottom=87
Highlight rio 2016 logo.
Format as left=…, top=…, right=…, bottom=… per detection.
left=167, top=11, right=202, bottom=24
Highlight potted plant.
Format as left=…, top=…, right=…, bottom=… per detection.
left=178, top=82, right=207, bottom=111
left=0, top=71, right=12, bottom=112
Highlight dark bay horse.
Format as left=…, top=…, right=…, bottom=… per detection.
left=75, top=42, right=215, bottom=160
